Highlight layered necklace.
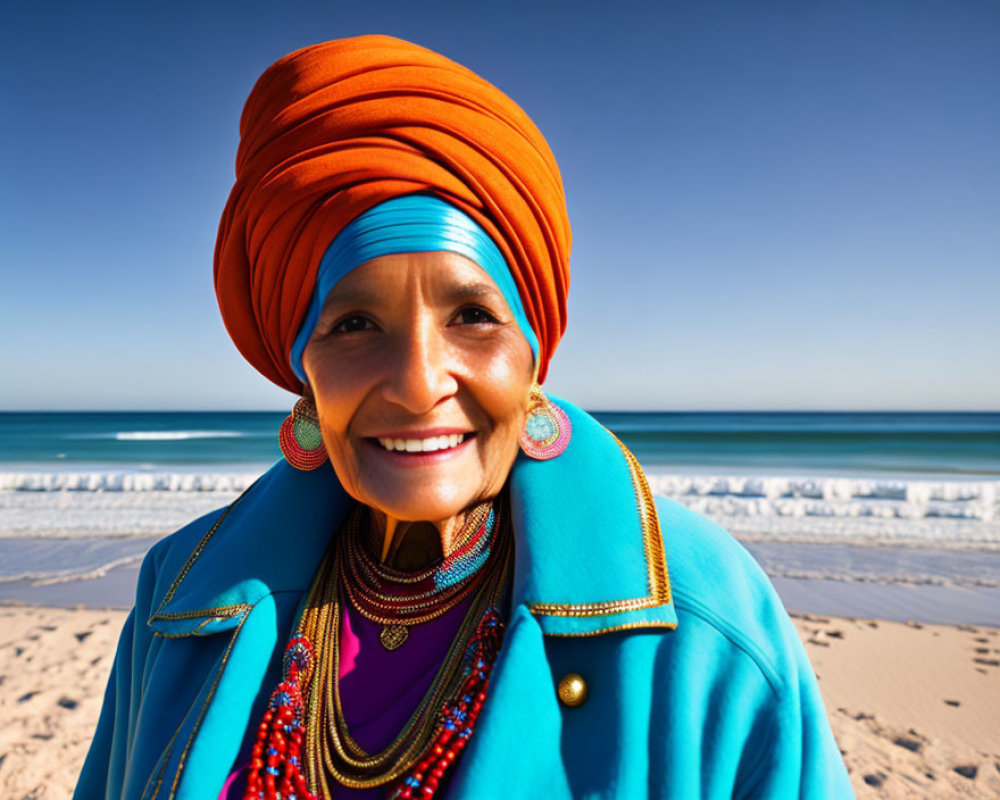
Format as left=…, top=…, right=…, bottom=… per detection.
left=345, top=501, right=497, bottom=651
left=244, top=495, right=512, bottom=800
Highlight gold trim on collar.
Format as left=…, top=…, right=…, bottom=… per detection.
left=148, top=481, right=258, bottom=625
left=528, top=433, right=671, bottom=618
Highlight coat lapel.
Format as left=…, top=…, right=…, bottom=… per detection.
left=510, top=396, right=677, bottom=635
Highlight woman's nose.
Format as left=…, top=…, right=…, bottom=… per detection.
left=380, top=321, right=459, bottom=414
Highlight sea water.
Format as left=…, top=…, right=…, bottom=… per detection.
left=2, top=411, right=998, bottom=621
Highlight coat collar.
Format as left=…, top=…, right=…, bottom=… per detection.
left=148, top=398, right=676, bottom=638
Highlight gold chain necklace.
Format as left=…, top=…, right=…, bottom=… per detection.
left=343, top=501, right=496, bottom=651
left=296, top=496, right=512, bottom=794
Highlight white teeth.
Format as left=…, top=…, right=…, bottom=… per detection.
left=377, top=433, right=467, bottom=453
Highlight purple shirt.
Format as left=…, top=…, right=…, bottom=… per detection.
left=221, top=592, right=473, bottom=799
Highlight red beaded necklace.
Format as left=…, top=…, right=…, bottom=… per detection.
left=244, top=497, right=511, bottom=800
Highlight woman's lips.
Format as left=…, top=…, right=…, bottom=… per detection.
left=376, top=432, right=469, bottom=453
left=365, top=431, right=476, bottom=463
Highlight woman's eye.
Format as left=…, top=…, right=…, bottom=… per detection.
left=331, top=315, right=373, bottom=334
left=454, top=306, right=498, bottom=325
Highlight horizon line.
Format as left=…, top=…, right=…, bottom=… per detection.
left=2, top=408, right=999, bottom=415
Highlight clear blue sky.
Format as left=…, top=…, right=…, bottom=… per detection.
left=2, top=1, right=997, bottom=411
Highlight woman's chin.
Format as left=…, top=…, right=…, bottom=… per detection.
left=362, top=494, right=475, bottom=527
left=354, top=473, right=492, bottom=526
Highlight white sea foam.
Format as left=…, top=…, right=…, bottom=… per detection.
left=113, top=430, right=245, bottom=441
left=67, top=430, right=248, bottom=441
left=646, top=473, right=1000, bottom=548
left=0, top=471, right=258, bottom=538
left=1, top=470, right=999, bottom=547
left=0, top=471, right=259, bottom=492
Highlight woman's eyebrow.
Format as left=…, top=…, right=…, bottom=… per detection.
left=321, top=287, right=381, bottom=310
left=439, top=281, right=504, bottom=304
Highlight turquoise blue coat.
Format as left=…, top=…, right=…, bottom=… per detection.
left=74, top=400, right=854, bottom=799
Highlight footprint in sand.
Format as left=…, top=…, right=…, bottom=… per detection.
left=75, top=631, right=93, bottom=643
left=863, top=772, right=887, bottom=788
left=953, top=764, right=978, bottom=779
left=944, top=699, right=961, bottom=707
left=973, top=658, right=999, bottom=667
left=57, top=696, right=79, bottom=710
left=892, top=735, right=922, bottom=753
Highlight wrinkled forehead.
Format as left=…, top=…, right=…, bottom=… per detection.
left=289, top=195, right=539, bottom=383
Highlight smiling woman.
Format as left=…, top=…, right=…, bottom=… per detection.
left=303, top=250, right=534, bottom=541
left=73, top=35, right=853, bottom=799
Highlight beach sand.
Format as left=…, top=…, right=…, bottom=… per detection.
left=1, top=605, right=998, bottom=799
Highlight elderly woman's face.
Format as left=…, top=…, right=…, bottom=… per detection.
left=303, top=251, right=535, bottom=525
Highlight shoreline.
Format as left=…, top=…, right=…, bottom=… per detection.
left=4, top=561, right=1000, bottom=627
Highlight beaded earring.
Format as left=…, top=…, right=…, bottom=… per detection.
left=518, top=385, right=571, bottom=460
left=279, top=397, right=328, bottom=471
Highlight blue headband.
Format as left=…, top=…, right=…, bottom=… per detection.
left=290, top=195, right=539, bottom=382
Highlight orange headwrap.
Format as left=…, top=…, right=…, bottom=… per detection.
left=214, top=35, right=571, bottom=393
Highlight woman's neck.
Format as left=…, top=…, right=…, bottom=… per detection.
left=368, top=507, right=478, bottom=571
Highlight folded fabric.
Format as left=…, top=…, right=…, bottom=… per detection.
left=215, top=35, right=571, bottom=392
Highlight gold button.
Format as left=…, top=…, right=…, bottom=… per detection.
left=557, top=673, right=588, bottom=707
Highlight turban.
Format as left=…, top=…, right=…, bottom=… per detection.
left=214, top=35, right=571, bottom=393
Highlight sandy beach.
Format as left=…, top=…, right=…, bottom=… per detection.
left=0, top=605, right=996, bottom=798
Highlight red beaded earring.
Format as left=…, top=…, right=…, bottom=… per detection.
left=518, top=385, right=571, bottom=460
left=279, top=397, right=328, bottom=471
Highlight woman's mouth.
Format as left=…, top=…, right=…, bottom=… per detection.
left=374, top=432, right=471, bottom=454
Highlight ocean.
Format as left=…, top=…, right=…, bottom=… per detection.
left=4, top=410, right=999, bottom=476
left=2, top=411, right=998, bottom=622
